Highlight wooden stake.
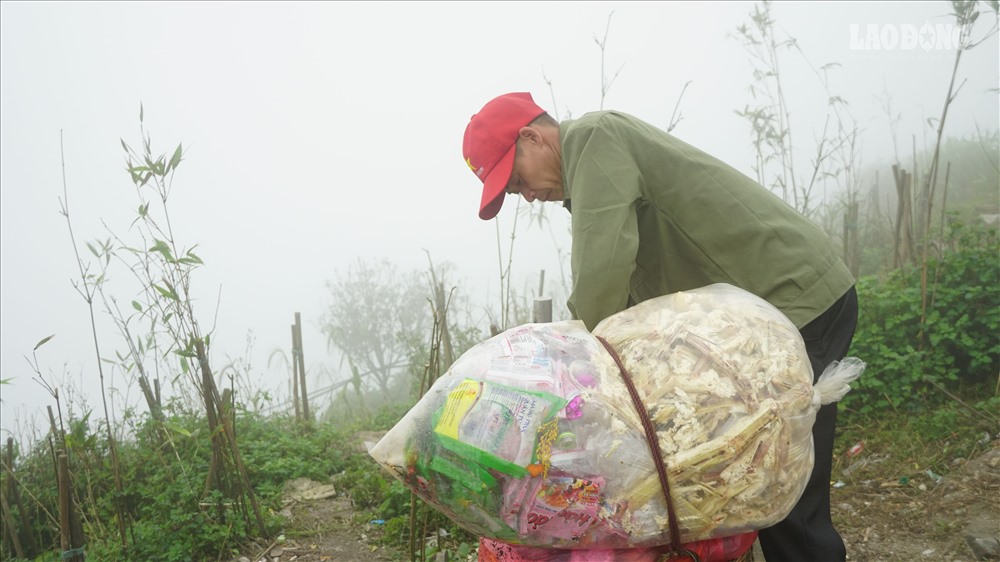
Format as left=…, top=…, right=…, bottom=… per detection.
left=291, top=324, right=300, bottom=421
left=58, top=455, right=71, bottom=556
left=295, top=313, right=310, bottom=422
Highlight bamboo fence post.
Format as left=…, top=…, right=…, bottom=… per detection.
left=892, top=164, right=915, bottom=268
left=58, top=454, right=70, bottom=552
left=294, top=313, right=310, bottom=422
left=291, top=324, right=301, bottom=421
left=533, top=299, right=553, bottom=323
left=58, top=454, right=84, bottom=562
left=154, top=378, right=162, bottom=411
left=532, top=269, right=552, bottom=323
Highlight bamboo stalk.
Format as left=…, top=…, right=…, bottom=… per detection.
left=194, top=338, right=267, bottom=535
left=0, top=485, right=24, bottom=559
left=5, top=439, right=37, bottom=555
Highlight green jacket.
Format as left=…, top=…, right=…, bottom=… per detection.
left=561, top=110, right=855, bottom=331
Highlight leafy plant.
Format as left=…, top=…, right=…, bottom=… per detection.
left=844, top=219, right=999, bottom=416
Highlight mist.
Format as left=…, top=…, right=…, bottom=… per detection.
left=2, top=1, right=997, bottom=435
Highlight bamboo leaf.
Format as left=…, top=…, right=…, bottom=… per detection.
left=132, top=300, right=143, bottom=312
left=168, top=143, right=183, bottom=172
left=149, top=240, right=175, bottom=262
left=140, top=102, right=144, bottom=123
left=163, top=420, right=192, bottom=437
left=33, top=334, right=55, bottom=350
left=152, top=283, right=179, bottom=301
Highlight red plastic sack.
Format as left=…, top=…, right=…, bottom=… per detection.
left=478, top=531, right=757, bottom=562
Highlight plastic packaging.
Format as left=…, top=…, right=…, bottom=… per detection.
left=369, top=283, right=866, bottom=549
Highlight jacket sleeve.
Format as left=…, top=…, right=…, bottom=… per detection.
left=564, top=118, right=644, bottom=331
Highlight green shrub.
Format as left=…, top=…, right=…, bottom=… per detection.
left=845, top=219, right=999, bottom=416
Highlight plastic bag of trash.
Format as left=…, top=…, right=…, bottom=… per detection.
left=368, top=283, right=864, bottom=548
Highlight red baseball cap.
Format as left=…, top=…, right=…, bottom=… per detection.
left=463, top=92, right=546, bottom=220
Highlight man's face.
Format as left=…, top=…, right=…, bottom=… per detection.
left=505, top=126, right=563, bottom=203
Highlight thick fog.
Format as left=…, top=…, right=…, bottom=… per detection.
left=1, top=2, right=997, bottom=432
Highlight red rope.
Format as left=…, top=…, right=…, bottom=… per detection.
left=595, top=336, right=686, bottom=556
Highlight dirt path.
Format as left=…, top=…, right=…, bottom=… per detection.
left=832, top=440, right=1000, bottom=562
left=231, top=441, right=999, bottom=562
left=228, top=494, right=395, bottom=562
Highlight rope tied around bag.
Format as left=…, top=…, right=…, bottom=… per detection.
left=596, top=336, right=699, bottom=562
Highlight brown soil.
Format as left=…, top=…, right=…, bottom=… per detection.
left=226, top=494, right=397, bottom=562
left=230, top=441, right=1000, bottom=562
left=831, top=439, right=1000, bottom=562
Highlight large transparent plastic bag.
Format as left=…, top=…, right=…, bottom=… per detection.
left=369, top=283, right=864, bottom=549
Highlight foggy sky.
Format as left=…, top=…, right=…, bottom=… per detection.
left=2, top=1, right=997, bottom=433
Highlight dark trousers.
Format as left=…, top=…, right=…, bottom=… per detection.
left=758, top=286, right=859, bottom=562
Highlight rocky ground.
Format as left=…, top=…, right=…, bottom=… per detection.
left=229, top=440, right=1000, bottom=562
left=831, top=439, right=1000, bottom=562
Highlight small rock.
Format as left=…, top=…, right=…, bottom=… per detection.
left=922, top=548, right=935, bottom=556
left=270, top=546, right=284, bottom=557
left=239, top=558, right=251, bottom=562
left=283, top=478, right=336, bottom=501
left=966, top=536, right=1000, bottom=559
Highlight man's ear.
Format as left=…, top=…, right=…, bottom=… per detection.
left=518, top=126, right=543, bottom=145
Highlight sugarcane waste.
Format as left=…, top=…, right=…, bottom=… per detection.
left=368, top=283, right=865, bottom=549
